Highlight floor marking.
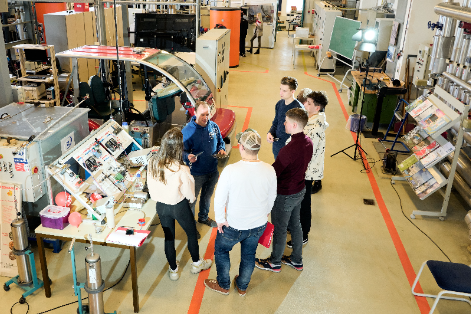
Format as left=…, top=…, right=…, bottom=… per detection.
left=187, top=228, right=217, bottom=314
left=228, top=105, right=253, bottom=149
left=229, top=69, right=269, bottom=74
left=304, top=69, right=431, bottom=314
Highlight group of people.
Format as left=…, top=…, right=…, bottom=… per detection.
left=146, top=76, right=329, bottom=295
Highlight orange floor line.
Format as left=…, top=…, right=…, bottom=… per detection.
left=228, top=105, right=253, bottom=149
left=229, top=69, right=269, bottom=73
left=305, top=70, right=431, bottom=314
left=187, top=228, right=217, bottom=314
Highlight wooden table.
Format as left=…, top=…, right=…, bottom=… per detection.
left=351, top=70, right=405, bottom=94
left=35, top=199, right=157, bottom=313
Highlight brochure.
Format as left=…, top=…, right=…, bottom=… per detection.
left=407, top=168, right=434, bottom=189
left=420, top=142, right=455, bottom=167
left=410, top=99, right=433, bottom=118
left=398, top=154, right=419, bottom=172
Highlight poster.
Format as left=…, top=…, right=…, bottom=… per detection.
left=0, top=182, right=22, bottom=277
left=389, top=21, right=400, bottom=46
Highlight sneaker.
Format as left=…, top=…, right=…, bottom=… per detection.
left=169, top=262, right=179, bottom=281
left=255, top=258, right=281, bottom=273
left=281, top=255, right=303, bottom=271
left=191, top=259, right=212, bottom=274
left=311, top=180, right=322, bottom=194
left=233, top=275, right=246, bottom=297
left=198, top=217, right=217, bottom=228
left=197, top=230, right=201, bottom=240
left=204, top=279, right=229, bottom=295
left=287, top=238, right=308, bottom=248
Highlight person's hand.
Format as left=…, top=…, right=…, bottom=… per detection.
left=218, top=149, right=227, bottom=156
left=188, top=154, right=197, bottom=163
left=217, top=221, right=229, bottom=233
left=267, top=133, right=274, bottom=143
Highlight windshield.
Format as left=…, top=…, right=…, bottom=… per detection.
left=144, top=51, right=214, bottom=106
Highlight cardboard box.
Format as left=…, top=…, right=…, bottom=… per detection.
left=24, top=83, right=46, bottom=100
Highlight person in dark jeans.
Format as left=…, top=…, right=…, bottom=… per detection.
left=256, top=108, right=313, bottom=272
left=240, top=11, right=248, bottom=57
left=147, top=128, right=212, bottom=280
left=267, top=76, right=302, bottom=159
left=204, top=129, right=277, bottom=296
left=247, top=13, right=263, bottom=54
left=182, top=101, right=227, bottom=230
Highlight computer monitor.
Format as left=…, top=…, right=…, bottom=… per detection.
left=24, top=49, right=48, bottom=63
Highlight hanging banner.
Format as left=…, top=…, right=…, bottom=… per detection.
left=0, top=183, right=22, bottom=277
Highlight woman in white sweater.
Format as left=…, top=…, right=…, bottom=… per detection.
left=147, top=128, right=212, bottom=281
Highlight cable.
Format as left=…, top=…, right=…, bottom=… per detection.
left=10, top=300, right=29, bottom=314
left=389, top=180, right=452, bottom=262
left=37, top=259, right=131, bottom=314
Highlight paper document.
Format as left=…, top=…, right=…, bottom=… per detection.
left=106, top=227, right=150, bottom=247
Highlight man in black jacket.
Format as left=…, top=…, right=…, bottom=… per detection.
left=240, top=11, right=248, bottom=57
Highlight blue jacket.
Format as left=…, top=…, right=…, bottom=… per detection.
left=182, top=116, right=225, bottom=176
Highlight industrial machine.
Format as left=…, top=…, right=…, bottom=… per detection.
left=196, top=29, right=230, bottom=108
left=0, top=104, right=89, bottom=234
left=413, top=44, right=432, bottom=87
left=312, top=2, right=341, bottom=71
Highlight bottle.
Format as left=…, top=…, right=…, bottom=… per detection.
left=133, top=173, right=143, bottom=192
left=122, top=122, right=129, bottom=134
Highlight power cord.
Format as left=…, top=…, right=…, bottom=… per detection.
left=37, top=259, right=131, bottom=314
left=10, top=300, right=29, bottom=314
left=389, top=180, right=452, bottom=262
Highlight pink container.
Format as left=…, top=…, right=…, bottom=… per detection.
left=40, top=205, right=70, bottom=230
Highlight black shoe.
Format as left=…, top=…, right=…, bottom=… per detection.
left=197, top=230, right=201, bottom=239
left=254, top=49, right=260, bottom=54
left=247, top=49, right=253, bottom=54
left=198, top=217, right=217, bottom=228
left=241, top=54, right=246, bottom=57
left=281, top=255, right=303, bottom=271
left=287, top=238, right=308, bottom=248
left=311, top=180, right=322, bottom=194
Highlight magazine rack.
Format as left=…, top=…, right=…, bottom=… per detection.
left=391, top=83, right=470, bottom=221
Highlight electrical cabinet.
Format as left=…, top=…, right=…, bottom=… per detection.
left=196, top=29, right=230, bottom=108
left=375, top=18, right=394, bottom=51
left=413, top=44, right=432, bottom=86
left=312, top=2, right=341, bottom=71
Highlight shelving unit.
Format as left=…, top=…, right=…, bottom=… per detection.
left=13, top=44, right=60, bottom=107
left=392, top=83, right=470, bottom=220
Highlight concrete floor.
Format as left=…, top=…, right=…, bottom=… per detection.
left=2, top=31, right=471, bottom=314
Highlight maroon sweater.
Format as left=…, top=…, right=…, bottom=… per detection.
left=272, top=132, right=313, bottom=195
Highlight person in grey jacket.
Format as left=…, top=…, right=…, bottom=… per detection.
left=248, top=13, right=263, bottom=54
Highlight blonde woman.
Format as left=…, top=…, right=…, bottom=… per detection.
left=248, top=13, right=263, bottom=54
left=147, top=128, right=212, bottom=281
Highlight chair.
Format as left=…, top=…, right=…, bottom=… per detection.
left=412, top=260, right=471, bottom=313
left=79, top=76, right=113, bottom=120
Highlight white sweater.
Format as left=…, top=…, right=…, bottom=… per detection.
left=214, top=160, right=277, bottom=230
left=147, top=162, right=196, bottom=205
left=286, top=112, right=329, bottom=180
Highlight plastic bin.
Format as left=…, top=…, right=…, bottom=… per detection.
left=348, top=114, right=367, bottom=133
left=40, top=205, right=70, bottom=230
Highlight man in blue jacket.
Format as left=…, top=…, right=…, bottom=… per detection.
left=182, top=101, right=227, bottom=229
left=267, top=76, right=303, bottom=159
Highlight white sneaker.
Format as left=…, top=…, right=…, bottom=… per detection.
left=191, top=259, right=212, bottom=274
left=169, top=262, right=179, bottom=281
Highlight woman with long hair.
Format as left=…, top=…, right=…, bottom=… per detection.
left=248, top=12, right=263, bottom=54
left=147, top=127, right=212, bottom=281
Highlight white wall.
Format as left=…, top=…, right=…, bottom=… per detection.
left=394, top=0, right=442, bottom=80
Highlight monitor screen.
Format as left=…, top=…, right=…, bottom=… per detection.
left=24, top=49, right=48, bottom=63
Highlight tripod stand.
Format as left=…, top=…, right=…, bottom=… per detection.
left=331, top=63, right=373, bottom=162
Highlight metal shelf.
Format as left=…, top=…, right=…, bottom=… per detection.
left=5, top=39, right=30, bottom=49
left=2, top=21, right=31, bottom=27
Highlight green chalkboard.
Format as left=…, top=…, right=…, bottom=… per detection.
left=328, top=16, right=362, bottom=60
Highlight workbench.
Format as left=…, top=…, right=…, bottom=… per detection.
left=35, top=199, right=157, bottom=313
left=349, top=71, right=405, bottom=127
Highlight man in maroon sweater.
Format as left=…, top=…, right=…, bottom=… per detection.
left=255, top=108, right=313, bottom=272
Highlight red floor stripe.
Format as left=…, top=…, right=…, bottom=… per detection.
left=228, top=105, right=253, bottom=149
left=305, top=71, right=430, bottom=313
left=188, top=228, right=217, bottom=314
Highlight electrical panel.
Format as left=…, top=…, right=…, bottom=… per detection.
left=375, top=18, right=394, bottom=52
left=196, top=29, right=230, bottom=108
left=312, top=2, right=341, bottom=71
left=48, top=120, right=145, bottom=222
left=413, top=44, right=432, bottom=87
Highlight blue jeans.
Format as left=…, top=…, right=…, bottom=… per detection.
left=270, top=188, right=305, bottom=265
left=214, top=224, right=267, bottom=290
left=191, top=170, right=219, bottom=221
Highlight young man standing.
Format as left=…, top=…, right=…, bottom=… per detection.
left=204, top=129, right=277, bottom=296
left=267, top=76, right=303, bottom=159
left=182, top=101, right=227, bottom=229
left=256, top=108, right=313, bottom=272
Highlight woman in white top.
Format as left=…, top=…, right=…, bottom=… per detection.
left=248, top=13, right=263, bottom=54
left=147, top=128, right=212, bottom=281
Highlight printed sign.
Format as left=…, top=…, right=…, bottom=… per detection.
left=14, top=162, right=29, bottom=172
left=61, top=132, right=75, bottom=154
left=0, top=183, right=21, bottom=277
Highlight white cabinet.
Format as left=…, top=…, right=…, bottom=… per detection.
left=312, top=2, right=341, bottom=71
left=196, top=29, right=230, bottom=108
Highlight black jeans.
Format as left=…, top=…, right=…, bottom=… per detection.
left=250, top=33, right=261, bottom=50
left=300, top=180, right=313, bottom=239
left=157, top=199, right=200, bottom=270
